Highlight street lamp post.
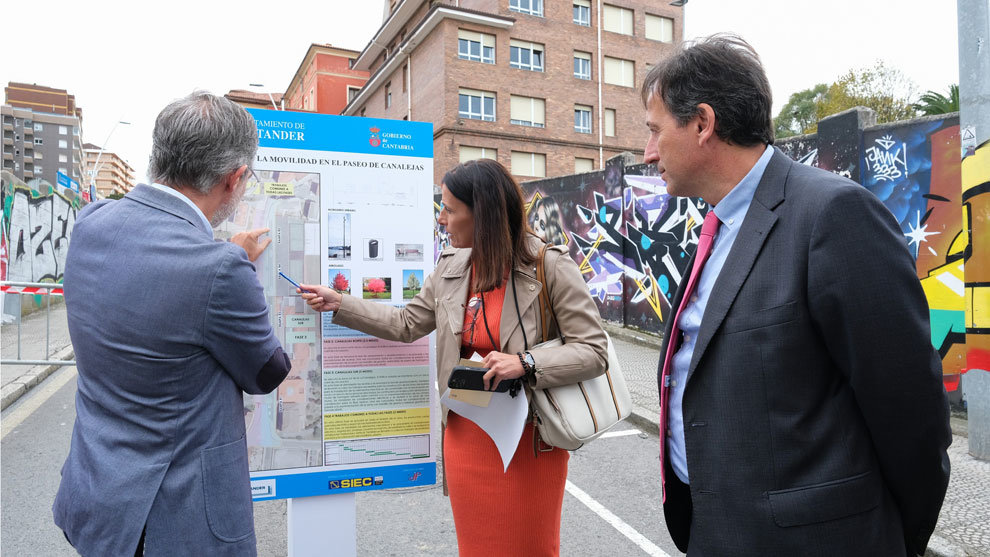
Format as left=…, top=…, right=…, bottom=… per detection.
left=249, top=83, right=280, bottom=111
left=89, top=120, right=130, bottom=199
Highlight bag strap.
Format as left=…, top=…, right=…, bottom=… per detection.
left=536, top=244, right=565, bottom=344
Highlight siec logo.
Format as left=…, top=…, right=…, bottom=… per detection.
left=329, top=477, right=374, bottom=490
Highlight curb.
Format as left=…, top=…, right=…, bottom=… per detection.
left=0, top=345, right=74, bottom=411
left=604, top=322, right=663, bottom=350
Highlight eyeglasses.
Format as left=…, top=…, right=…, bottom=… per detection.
left=463, top=294, right=483, bottom=346
left=245, top=168, right=259, bottom=184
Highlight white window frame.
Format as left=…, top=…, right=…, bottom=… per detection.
left=575, top=105, right=592, bottom=134
left=605, top=108, right=617, bottom=137
left=510, top=95, right=546, bottom=128
left=509, top=0, right=543, bottom=17
left=35, top=151, right=43, bottom=159
left=604, top=56, right=635, bottom=87
left=59, top=139, right=68, bottom=149
left=510, top=39, right=544, bottom=72
left=511, top=151, right=546, bottom=177
left=59, top=167, right=68, bottom=175
left=603, top=4, right=634, bottom=35
left=34, top=138, right=43, bottom=145
left=573, top=0, right=591, bottom=26
left=458, top=30, right=495, bottom=64
left=347, top=86, right=361, bottom=102
left=33, top=123, right=43, bottom=131
left=59, top=125, right=68, bottom=135
left=59, top=154, right=67, bottom=163
left=458, top=88, right=496, bottom=122
left=574, top=51, right=592, bottom=80
left=645, top=14, right=674, bottom=43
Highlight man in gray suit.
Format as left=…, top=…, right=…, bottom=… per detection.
left=53, top=92, right=290, bottom=556
left=646, top=36, right=950, bottom=556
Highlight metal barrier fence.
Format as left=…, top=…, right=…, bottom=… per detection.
left=1, top=281, right=76, bottom=367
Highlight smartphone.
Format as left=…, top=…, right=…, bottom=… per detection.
left=448, top=365, right=516, bottom=392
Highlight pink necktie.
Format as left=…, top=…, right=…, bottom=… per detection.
left=659, top=209, right=720, bottom=502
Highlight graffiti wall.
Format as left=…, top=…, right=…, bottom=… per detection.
left=962, top=140, right=989, bottom=376
left=1, top=175, right=82, bottom=284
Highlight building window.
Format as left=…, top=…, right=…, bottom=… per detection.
left=458, top=30, right=495, bottom=64
left=645, top=14, right=674, bottom=42
left=511, top=151, right=546, bottom=177
left=574, top=105, right=592, bottom=134
left=510, top=40, right=544, bottom=72
left=573, top=0, right=591, bottom=26
left=510, top=95, right=546, bottom=128
left=603, top=4, right=634, bottom=35
left=34, top=138, right=43, bottom=145
left=35, top=165, right=42, bottom=174
left=605, top=108, right=616, bottom=136
left=34, top=123, right=43, bottom=131
left=73, top=126, right=79, bottom=135
left=59, top=139, right=68, bottom=149
left=35, top=151, right=42, bottom=159
left=459, top=145, right=497, bottom=163
left=574, top=51, right=592, bottom=80
left=509, top=0, right=543, bottom=16
left=347, top=86, right=361, bottom=102
left=59, top=154, right=67, bottom=163
left=604, top=56, right=635, bottom=87
left=59, top=167, right=68, bottom=175
left=458, top=88, right=496, bottom=121
left=575, top=157, right=594, bottom=173
left=385, top=82, right=392, bottom=108
left=59, top=125, right=68, bottom=135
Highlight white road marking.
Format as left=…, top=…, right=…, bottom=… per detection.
left=600, top=429, right=643, bottom=439
left=1, top=367, right=77, bottom=440
left=565, top=480, right=671, bottom=557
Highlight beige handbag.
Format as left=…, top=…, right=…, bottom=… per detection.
left=521, top=245, right=632, bottom=451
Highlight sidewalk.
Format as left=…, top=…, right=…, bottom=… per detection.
left=1, top=301, right=74, bottom=410
left=605, top=323, right=990, bottom=557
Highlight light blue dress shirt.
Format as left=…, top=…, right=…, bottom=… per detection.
left=150, top=183, right=213, bottom=237
left=667, top=145, right=774, bottom=483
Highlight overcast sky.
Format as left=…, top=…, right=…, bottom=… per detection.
left=0, top=1, right=959, bottom=183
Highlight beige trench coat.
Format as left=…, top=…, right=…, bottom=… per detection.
left=332, top=236, right=608, bottom=427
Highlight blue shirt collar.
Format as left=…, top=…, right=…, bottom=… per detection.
left=150, top=183, right=213, bottom=235
left=712, top=144, right=774, bottom=230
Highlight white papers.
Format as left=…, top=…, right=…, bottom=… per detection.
left=441, top=387, right=529, bottom=472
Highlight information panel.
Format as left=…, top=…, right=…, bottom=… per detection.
left=215, top=109, right=436, bottom=500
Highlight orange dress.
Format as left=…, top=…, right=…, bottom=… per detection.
left=444, top=282, right=570, bottom=557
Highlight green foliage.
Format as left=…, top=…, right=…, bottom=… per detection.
left=776, top=61, right=919, bottom=136
left=107, top=192, right=125, bottom=200
left=405, top=272, right=421, bottom=290
left=774, top=84, right=828, bottom=138
left=913, top=84, right=959, bottom=115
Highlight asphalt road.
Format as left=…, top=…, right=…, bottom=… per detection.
left=1, top=366, right=681, bottom=556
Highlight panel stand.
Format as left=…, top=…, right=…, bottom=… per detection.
left=287, top=493, right=356, bottom=557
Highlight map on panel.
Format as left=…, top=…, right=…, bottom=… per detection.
left=216, top=170, right=323, bottom=471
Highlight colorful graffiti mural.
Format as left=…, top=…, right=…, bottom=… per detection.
left=1, top=176, right=82, bottom=284
left=962, top=141, right=989, bottom=375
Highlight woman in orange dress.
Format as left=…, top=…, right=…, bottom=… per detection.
left=300, top=159, right=608, bottom=556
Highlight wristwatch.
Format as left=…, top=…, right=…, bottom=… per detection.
left=518, top=351, right=537, bottom=380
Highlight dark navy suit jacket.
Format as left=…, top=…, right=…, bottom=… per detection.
left=658, top=149, right=951, bottom=556
left=53, top=185, right=289, bottom=556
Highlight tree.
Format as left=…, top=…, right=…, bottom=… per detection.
left=774, top=84, right=828, bottom=138
left=367, top=278, right=386, bottom=293
left=814, top=60, right=918, bottom=126
left=332, top=272, right=349, bottom=292
left=107, top=192, right=125, bottom=200
left=406, top=272, right=421, bottom=291
left=913, top=85, right=959, bottom=115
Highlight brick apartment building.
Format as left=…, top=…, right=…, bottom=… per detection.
left=343, top=0, right=681, bottom=185
left=2, top=82, right=86, bottom=188
left=225, top=89, right=285, bottom=111
left=83, top=143, right=135, bottom=198
left=283, top=44, right=370, bottom=114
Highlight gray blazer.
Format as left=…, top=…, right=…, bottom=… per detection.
left=658, top=149, right=951, bottom=556
left=53, top=185, right=289, bottom=556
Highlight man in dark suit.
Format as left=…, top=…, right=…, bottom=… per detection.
left=53, top=92, right=290, bottom=556
left=646, top=35, right=951, bottom=556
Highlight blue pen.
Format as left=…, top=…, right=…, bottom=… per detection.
left=278, top=271, right=312, bottom=294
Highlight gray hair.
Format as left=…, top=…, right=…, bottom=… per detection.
left=641, top=34, right=774, bottom=147
left=148, top=91, right=257, bottom=194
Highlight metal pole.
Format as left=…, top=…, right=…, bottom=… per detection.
left=89, top=120, right=131, bottom=197
left=46, top=289, right=51, bottom=359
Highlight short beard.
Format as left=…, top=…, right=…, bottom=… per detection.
left=210, top=184, right=245, bottom=228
